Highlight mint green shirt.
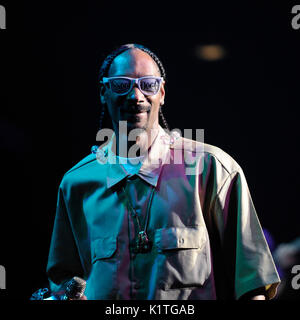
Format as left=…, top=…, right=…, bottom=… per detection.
left=47, top=126, right=280, bottom=299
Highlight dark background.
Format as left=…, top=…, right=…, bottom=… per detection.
left=0, top=1, right=299, bottom=300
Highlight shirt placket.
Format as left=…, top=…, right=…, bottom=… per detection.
left=124, top=176, right=151, bottom=299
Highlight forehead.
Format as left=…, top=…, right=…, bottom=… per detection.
left=108, top=48, right=160, bottom=77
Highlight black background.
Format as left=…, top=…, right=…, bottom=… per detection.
left=0, top=1, right=299, bottom=301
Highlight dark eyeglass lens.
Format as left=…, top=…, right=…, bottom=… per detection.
left=111, top=79, right=131, bottom=94
left=140, top=78, right=160, bottom=93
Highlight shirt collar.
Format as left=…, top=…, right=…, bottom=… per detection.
left=104, top=125, right=170, bottom=189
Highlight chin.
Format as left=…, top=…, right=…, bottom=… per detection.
left=127, top=121, right=148, bottom=131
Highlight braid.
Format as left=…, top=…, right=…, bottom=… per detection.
left=98, top=43, right=169, bottom=130
left=159, top=108, right=170, bottom=132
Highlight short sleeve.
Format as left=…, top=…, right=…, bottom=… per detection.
left=46, top=186, right=84, bottom=293
left=213, top=169, right=280, bottom=299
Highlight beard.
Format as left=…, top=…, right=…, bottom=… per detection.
left=121, top=103, right=151, bottom=130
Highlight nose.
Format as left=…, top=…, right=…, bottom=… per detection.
left=127, top=86, right=145, bottom=103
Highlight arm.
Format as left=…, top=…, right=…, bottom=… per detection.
left=213, top=169, right=280, bottom=300
left=46, top=186, right=84, bottom=293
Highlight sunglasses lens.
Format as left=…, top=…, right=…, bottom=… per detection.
left=139, top=78, right=160, bottom=95
left=110, top=78, right=131, bottom=94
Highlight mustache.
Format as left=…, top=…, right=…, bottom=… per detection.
left=122, top=104, right=151, bottom=113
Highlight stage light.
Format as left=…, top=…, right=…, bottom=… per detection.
left=195, top=44, right=226, bottom=61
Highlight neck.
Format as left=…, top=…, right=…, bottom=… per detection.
left=113, top=124, right=159, bottom=158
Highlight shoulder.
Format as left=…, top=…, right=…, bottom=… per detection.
left=59, top=151, right=103, bottom=189
left=203, top=142, right=242, bottom=174
left=171, top=136, right=242, bottom=175
left=64, top=153, right=97, bottom=176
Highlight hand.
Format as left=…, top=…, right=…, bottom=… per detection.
left=70, top=295, right=87, bottom=300
left=239, top=287, right=267, bottom=300
left=251, top=295, right=266, bottom=300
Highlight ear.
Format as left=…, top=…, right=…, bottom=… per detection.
left=100, top=85, right=106, bottom=105
left=159, top=80, right=165, bottom=106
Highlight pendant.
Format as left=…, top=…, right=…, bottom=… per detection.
left=135, top=231, right=152, bottom=253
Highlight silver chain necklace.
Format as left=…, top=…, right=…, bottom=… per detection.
left=122, top=185, right=155, bottom=253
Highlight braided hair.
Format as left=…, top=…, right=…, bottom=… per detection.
left=98, top=43, right=169, bottom=131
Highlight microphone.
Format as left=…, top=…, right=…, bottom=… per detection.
left=63, top=276, right=86, bottom=300
left=31, top=277, right=86, bottom=300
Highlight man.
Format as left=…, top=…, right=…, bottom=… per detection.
left=46, top=44, right=280, bottom=300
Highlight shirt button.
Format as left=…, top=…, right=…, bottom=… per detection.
left=178, top=238, right=184, bottom=245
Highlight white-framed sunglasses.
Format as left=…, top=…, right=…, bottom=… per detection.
left=101, top=76, right=163, bottom=96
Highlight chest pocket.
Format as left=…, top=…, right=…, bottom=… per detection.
left=91, top=236, right=117, bottom=264
left=154, top=226, right=211, bottom=290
